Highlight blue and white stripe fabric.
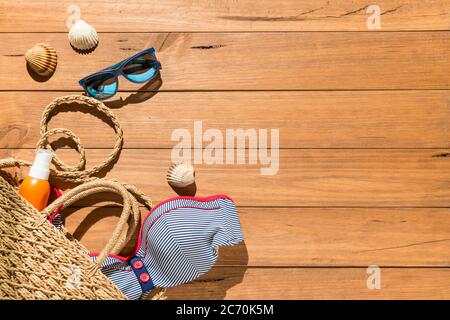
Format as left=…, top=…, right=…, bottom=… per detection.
left=50, top=194, right=244, bottom=300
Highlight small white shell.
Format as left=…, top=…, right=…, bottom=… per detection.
left=68, top=19, right=99, bottom=51
left=25, top=44, right=57, bottom=76
left=167, top=163, right=195, bottom=188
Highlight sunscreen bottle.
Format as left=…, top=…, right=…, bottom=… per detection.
left=18, top=149, right=53, bottom=211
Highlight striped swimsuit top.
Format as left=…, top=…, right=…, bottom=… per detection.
left=50, top=194, right=244, bottom=299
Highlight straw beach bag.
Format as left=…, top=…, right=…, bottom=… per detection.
left=0, top=95, right=154, bottom=300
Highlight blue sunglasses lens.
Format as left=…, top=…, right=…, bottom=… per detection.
left=85, top=73, right=117, bottom=99
left=122, top=53, right=158, bottom=83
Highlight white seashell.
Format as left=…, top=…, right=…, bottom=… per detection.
left=68, top=19, right=99, bottom=51
left=167, top=163, right=195, bottom=188
left=25, top=44, right=57, bottom=76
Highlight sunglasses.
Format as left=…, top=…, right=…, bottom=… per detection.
left=79, top=48, right=161, bottom=100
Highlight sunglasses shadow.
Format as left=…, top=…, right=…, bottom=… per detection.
left=103, top=75, right=163, bottom=109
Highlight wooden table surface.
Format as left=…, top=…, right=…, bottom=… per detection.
left=1, top=0, right=450, bottom=299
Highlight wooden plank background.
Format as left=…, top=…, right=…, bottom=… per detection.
left=166, top=268, right=450, bottom=299
left=2, top=0, right=450, bottom=32
left=1, top=0, right=450, bottom=299
left=2, top=33, right=450, bottom=90
left=3, top=91, right=450, bottom=149
left=61, top=207, right=450, bottom=267
left=3, top=148, right=450, bottom=207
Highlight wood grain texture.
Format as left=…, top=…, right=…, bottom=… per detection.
left=1, top=0, right=449, bottom=32
left=2, top=90, right=450, bottom=149
left=1, top=32, right=450, bottom=90
left=62, top=206, right=450, bottom=267
left=165, top=267, right=450, bottom=299
left=2, top=0, right=449, bottom=300
left=2, top=148, right=450, bottom=207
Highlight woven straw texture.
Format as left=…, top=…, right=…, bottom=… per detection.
left=0, top=95, right=157, bottom=300
left=0, top=175, right=127, bottom=299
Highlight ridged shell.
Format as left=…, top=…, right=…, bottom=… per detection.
left=25, top=44, right=57, bottom=77
left=167, top=163, right=195, bottom=188
left=68, top=19, right=99, bottom=51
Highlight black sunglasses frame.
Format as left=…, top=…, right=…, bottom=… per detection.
left=79, top=48, right=161, bottom=100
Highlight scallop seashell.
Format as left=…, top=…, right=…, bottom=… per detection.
left=167, top=163, right=195, bottom=188
left=25, top=44, right=57, bottom=77
left=68, top=19, right=99, bottom=51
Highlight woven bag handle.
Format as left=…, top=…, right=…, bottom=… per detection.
left=37, top=95, right=153, bottom=208
left=41, top=178, right=140, bottom=268
left=0, top=95, right=124, bottom=182
left=38, top=95, right=123, bottom=182
left=0, top=95, right=153, bottom=267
